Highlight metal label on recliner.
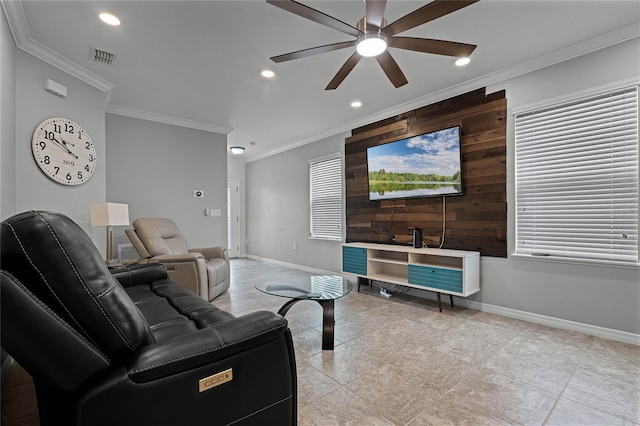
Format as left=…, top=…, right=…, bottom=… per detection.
left=199, top=368, right=233, bottom=392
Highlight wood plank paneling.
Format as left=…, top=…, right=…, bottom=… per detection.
left=345, top=88, right=507, bottom=257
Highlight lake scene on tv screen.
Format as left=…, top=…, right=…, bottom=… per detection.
left=367, top=126, right=462, bottom=200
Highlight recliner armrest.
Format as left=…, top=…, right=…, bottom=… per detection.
left=127, top=311, right=288, bottom=383
left=153, top=253, right=204, bottom=262
left=111, top=264, right=169, bottom=288
left=188, top=246, right=227, bottom=260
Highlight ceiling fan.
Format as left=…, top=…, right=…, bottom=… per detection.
left=267, top=0, right=479, bottom=90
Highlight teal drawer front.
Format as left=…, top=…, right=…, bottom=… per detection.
left=342, top=246, right=367, bottom=276
left=408, top=265, right=463, bottom=293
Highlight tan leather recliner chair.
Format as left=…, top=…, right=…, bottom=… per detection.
left=125, top=217, right=230, bottom=301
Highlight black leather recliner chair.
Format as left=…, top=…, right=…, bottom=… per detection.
left=1, top=211, right=297, bottom=425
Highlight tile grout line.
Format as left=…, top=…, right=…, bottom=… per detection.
left=540, top=337, right=597, bottom=425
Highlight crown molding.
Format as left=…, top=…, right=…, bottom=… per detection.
left=1, top=0, right=114, bottom=93
left=106, top=105, right=234, bottom=135
left=4, top=0, right=637, bottom=155
left=245, top=23, right=640, bottom=163
left=2, top=0, right=232, bottom=134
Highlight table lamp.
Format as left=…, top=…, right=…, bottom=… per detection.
left=90, top=202, right=130, bottom=264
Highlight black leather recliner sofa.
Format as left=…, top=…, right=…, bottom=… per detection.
left=1, top=211, right=297, bottom=425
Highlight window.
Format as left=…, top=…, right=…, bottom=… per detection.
left=310, top=153, right=342, bottom=240
left=515, top=86, right=639, bottom=264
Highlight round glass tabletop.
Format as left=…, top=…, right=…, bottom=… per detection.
left=255, top=275, right=353, bottom=301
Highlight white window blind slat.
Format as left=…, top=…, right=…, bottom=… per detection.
left=515, top=86, right=639, bottom=263
left=310, top=155, right=342, bottom=240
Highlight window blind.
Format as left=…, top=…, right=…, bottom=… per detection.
left=515, top=86, right=639, bottom=263
left=310, top=155, right=342, bottom=240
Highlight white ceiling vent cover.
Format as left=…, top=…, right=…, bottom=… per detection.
left=90, top=47, right=116, bottom=65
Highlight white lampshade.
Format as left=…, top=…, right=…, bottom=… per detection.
left=90, top=203, right=129, bottom=227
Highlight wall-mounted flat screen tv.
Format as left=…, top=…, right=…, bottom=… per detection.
left=366, top=125, right=463, bottom=201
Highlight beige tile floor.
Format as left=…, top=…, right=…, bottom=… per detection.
left=216, top=258, right=640, bottom=426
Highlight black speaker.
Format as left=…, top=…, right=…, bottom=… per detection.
left=412, top=228, right=422, bottom=248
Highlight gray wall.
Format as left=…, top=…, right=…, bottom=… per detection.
left=106, top=114, right=228, bottom=251
left=245, top=40, right=640, bottom=335
left=10, top=50, right=108, bottom=247
left=246, top=132, right=348, bottom=272
left=1, top=8, right=16, bottom=220
left=1, top=10, right=229, bottom=257
left=481, top=37, right=640, bottom=335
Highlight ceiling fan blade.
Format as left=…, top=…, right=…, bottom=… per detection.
left=271, top=41, right=356, bottom=63
left=383, top=0, right=479, bottom=37
left=325, top=52, right=362, bottom=90
left=366, top=0, right=387, bottom=29
left=389, top=37, right=477, bottom=57
left=267, top=0, right=361, bottom=37
left=375, top=51, right=408, bottom=88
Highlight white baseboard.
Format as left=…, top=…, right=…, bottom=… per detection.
left=459, top=299, right=640, bottom=346
left=244, top=255, right=338, bottom=276
left=243, top=256, right=640, bottom=346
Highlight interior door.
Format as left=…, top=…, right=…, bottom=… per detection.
left=227, top=179, right=240, bottom=258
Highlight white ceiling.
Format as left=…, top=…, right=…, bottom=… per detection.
left=7, top=1, right=640, bottom=161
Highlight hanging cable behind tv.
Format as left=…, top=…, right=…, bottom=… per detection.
left=421, top=195, right=447, bottom=249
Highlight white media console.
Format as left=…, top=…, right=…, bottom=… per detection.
left=342, top=242, right=480, bottom=311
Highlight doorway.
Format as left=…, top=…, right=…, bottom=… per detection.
left=227, top=179, right=240, bottom=258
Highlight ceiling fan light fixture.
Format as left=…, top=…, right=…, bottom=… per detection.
left=356, top=33, right=387, bottom=57
left=230, top=146, right=245, bottom=155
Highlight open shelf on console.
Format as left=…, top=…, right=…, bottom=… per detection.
left=368, top=250, right=408, bottom=264
left=367, top=261, right=407, bottom=281
left=409, top=253, right=463, bottom=270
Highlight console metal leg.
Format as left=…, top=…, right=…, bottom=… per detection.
left=437, top=292, right=442, bottom=312
left=449, top=294, right=454, bottom=308
left=357, top=277, right=370, bottom=292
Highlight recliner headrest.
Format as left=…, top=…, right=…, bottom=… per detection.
left=1, top=211, right=152, bottom=360
left=131, top=218, right=189, bottom=256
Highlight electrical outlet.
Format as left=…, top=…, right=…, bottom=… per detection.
left=210, top=209, right=221, bottom=217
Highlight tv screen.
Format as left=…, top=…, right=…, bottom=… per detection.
left=366, top=125, right=463, bottom=201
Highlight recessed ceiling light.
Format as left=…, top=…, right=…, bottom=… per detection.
left=99, top=12, right=120, bottom=26
left=455, top=57, right=471, bottom=67
left=351, top=101, right=362, bottom=108
left=261, top=69, right=275, bottom=78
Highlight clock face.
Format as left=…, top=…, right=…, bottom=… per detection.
left=32, top=117, right=96, bottom=186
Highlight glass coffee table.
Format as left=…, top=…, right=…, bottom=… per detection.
left=255, top=275, right=353, bottom=350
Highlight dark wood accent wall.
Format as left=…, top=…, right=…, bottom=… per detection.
left=345, top=88, right=507, bottom=257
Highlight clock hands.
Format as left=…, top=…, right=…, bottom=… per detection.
left=51, top=136, right=78, bottom=159
left=60, top=138, right=75, bottom=147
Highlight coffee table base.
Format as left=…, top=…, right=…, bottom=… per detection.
left=278, top=299, right=335, bottom=350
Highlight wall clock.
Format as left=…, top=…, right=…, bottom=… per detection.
left=32, top=117, right=96, bottom=185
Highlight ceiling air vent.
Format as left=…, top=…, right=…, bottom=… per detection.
left=89, top=47, right=116, bottom=65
